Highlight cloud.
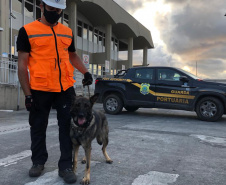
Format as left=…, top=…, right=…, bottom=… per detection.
left=115, top=0, right=226, bottom=78
left=148, top=44, right=173, bottom=66
left=154, top=0, right=226, bottom=78
left=113, top=0, right=144, bottom=14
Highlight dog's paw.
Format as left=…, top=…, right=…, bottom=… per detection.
left=80, top=177, right=90, bottom=184
left=106, top=159, right=113, bottom=164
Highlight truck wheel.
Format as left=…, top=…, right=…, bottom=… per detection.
left=103, top=94, right=123, bottom=115
left=124, top=106, right=139, bottom=112
left=196, top=97, right=224, bottom=122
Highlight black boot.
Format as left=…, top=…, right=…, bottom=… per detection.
left=59, top=168, right=77, bottom=184
left=29, top=164, right=44, bottom=177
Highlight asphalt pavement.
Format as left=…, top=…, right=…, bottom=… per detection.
left=0, top=104, right=226, bottom=185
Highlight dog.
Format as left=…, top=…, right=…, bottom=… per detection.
left=70, top=94, right=113, bottom=184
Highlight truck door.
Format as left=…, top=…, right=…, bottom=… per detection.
left=155, top=68, right=195, bottom=110
left=126, top=68, right=155, bottom=107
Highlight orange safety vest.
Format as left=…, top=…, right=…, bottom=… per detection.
left=24, top=20, right=76, bottom=92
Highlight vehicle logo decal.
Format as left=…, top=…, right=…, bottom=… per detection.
left=102, top=78, right=132, bottom=82
left=157, top=97, right=189, bottom=104
left=140, top=83, right=150, bottom=95
left=132, top=83, right=195, bottom=99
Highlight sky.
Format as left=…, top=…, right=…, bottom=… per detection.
left=114, top=0, right=226, bottom=79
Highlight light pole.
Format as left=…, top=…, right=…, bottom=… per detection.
left=196, top=61, right=197, bottom=76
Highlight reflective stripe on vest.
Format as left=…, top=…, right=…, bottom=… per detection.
left=24, top=20, right=75, bottom=92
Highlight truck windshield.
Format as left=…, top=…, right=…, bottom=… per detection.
left=178, top=68, right=200, bottom=80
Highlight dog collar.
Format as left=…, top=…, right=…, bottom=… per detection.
left=71, top=115, right=95, bottom=145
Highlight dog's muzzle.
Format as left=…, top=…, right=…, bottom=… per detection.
left=72, top=114, right=93, bottom=128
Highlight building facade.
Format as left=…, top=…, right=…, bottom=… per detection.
left=0, top=0, right=154, bottom=110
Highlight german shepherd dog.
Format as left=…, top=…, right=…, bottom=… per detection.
left=70, top=94, right=113, bottom=184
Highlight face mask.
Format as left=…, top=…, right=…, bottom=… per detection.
left=44, top=5, right=62, bottom=24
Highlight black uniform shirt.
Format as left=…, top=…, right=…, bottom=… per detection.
left=17, top=27, right=76, bottom=53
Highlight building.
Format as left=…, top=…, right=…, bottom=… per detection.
left=0, top=0, right=154, bottom=110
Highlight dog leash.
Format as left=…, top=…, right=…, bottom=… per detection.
left=87, top=85, right=90, bottom=98
left=83, top=85, right=90, bottom=98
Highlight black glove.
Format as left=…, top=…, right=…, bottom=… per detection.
left=25, top=95, right=33, bottom=111
left=82, top=72, right=93, bottom=86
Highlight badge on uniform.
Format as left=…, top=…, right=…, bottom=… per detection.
left=140, top=83, right=150, bottom=95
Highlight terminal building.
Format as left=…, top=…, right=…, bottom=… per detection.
left=0, top=0, right=154, bottom=110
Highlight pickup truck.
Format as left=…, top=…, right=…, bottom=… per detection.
left=94, top=66, right=226, bottom=121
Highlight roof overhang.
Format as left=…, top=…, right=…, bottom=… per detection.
left=73, top=0, right=154, bottom=50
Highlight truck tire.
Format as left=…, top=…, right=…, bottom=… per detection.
left=196, top=96, right=224, bottom=122
left=103, top=94, right=123, bottom=115
left=124, top=106, right=139, bottom=112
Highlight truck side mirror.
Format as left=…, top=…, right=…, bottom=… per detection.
left=180, top=76, right=189, bottom=82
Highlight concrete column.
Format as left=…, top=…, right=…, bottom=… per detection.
left=0, top=0, right=10, bottom=56
left=128, top=37, right=133, bottom=68
left=68, top=1, right=77, bottom=48
left=143, top=46, right=148, bottom=66
left=105, top=24, right=112, bottom=75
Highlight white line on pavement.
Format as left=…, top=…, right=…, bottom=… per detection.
left=132, top=171, right=179, bottom=185
left=190, top=134, right=226, bottom=147
left=0, top=144, right=59, bottom=167
left=0, top=150, right=31, bottom=167
left=25, top=169, right=64, bottom=185
left=24, top=161, right=101, bottom=185
left=0, top=121, right=57, bottom=136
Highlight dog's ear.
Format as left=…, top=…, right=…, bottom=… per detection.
left=90, top=93, right=99, bottom=104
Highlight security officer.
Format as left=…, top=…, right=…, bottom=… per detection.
left=17, top=0, right=92, bottom=183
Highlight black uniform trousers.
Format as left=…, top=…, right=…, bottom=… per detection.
left=29, top=87, right=75, bottom=170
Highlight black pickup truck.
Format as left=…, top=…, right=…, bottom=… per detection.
left=94, top=66, right=226, bottom=121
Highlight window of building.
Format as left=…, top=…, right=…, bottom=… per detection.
left=63, top=13, right=68, bottom=26
left=98, top=65, right=102, bottom=76
left=111, top=38, right=114, bottom=50
left=78, top=20, right=82, bottom=26
left=93, top=64, right=97, bottom=75
left=13, top=1, right=22, bottom=13
left=88, top=27, right=93, bottom=42
left=36, top=6, right=41, bottom=19
left=83, top=24, right=88, bottom=40
left=94, top=29, right=98, bottom=44
left=25, top=0, right=34, bottom=18
left=77, top=20, right=82, bottom=37
left=89, top=64, right=93, bottom=74
left=103, top=33, right=105, bottom=46
left=99, top=31, right=103, bottom=46
left=115, top=40, right=118, bottom=51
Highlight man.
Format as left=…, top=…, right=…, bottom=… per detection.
left=17, top=0, right=92, bottom=183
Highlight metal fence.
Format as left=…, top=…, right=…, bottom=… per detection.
left=0, top=57, right=18, bottom=86
left=0, top=57, right=96, bottom=96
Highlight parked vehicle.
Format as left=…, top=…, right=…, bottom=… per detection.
left=95, top=66, right=226, bottom=121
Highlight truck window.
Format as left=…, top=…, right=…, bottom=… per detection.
left=135, top=69, right=154, bottom=80
left=158, top=69, right=182, bottom=81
